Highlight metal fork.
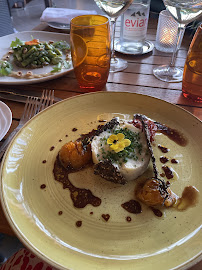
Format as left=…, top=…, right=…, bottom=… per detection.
left=39, top=89, right=54, bottom=111
left=0, top=89, right=54, bottom=160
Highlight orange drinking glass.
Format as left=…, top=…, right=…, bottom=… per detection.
left=70, top=15, right=111, bottom=91
left=182, top=23, right=202, bottom=102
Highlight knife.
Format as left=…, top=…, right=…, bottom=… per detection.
left=0, top=89, right=62, bottom=103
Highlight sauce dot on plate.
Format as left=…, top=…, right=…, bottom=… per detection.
left=160, top=156, right=169, bottom=164
left=162, top=165, right=174, bottom=179
left=158, top=144, right=169, bottom=153
left=150, top=207, right=163, bottom=217
left=126, top=216, right=132, bottom=222
left=171, top=159, right=178, bottom=164
left=102, top=214, right=110, bottom=222
left=76, top=221, right=82, bottom=227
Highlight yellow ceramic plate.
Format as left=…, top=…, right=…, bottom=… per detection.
left=0, top=92, right=202, bottom=270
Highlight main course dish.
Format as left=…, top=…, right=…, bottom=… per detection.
left=45, top=113, right=199, bottom=227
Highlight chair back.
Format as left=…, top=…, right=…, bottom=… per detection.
left=0, top=0, right=15, bottom=37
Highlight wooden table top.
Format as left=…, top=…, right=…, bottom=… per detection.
left=0, top=17, right=201, bottom=270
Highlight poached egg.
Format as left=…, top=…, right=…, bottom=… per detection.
left=91, top=120, right=150, bottom=182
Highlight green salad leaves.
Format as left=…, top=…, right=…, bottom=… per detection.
left=0, top=60, right=13, bottom=76
left=51, top=60, right=71, bottom=73
left=10, top=37, right=24, bottom=49
left=53, top=41, right=70, bottom=52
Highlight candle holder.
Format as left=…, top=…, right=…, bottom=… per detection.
left=155, top=10, right=179, bottom=53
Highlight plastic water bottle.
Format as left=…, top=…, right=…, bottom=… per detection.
left=120, top=0, right=151, bottom=53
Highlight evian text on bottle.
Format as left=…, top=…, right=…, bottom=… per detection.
left=123, top=3, right=149, bottom=40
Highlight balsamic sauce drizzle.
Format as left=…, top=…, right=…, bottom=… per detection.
left=53, top=156, right=101, bottom=209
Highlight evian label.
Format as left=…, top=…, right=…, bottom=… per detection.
left=123, top=3, right=149, bottom=39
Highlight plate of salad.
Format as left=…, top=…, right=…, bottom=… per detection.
left=0, top=31, right=73, bottom=85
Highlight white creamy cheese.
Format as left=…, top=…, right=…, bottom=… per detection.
left=91, top=120, right=150, bottom=181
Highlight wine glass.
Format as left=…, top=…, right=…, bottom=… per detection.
left=153, top=0, right=202, bottom=82
left=94, top=0, right=134, bottom=72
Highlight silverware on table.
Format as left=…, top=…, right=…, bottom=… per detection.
left=0, top=90, right=55, bottom=160
left=0, top=89, right=61, bottom=103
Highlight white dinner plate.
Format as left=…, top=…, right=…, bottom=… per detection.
left=0, top=92, right=202, bottom=270
left=0, top=101, right=12, bottom=141
left=0, top=31, right=73, bottom=85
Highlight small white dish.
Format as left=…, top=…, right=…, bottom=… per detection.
left=115, top=40, right=154, bottom=55
left=47, top=22, right=70, bottom=30
left=0, top=101, right=12, bottom=141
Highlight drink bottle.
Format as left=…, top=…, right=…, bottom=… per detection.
left=120, top=0, right=151, bottom=53
left=182, top=24, right=202, bottom=102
